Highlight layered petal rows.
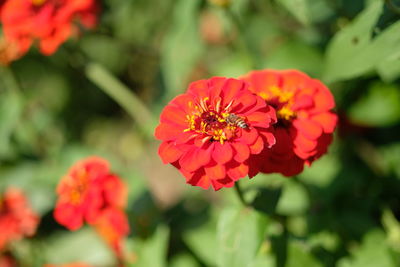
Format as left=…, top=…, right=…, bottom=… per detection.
left=155, top=77, right=277, bottom=190
left=241, top=69, right=338, bottom=176
left=0, top=0, right=98, bottom=58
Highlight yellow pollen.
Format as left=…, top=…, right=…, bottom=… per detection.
left=32, top=0, right=46, bottom=5
left=277, top=106, right=296, bottom=121
left=68, top=169, right=89, bottom=205
left=183, top=98, right=237, bottom=143
left=260, top=86, right=297, bottom=122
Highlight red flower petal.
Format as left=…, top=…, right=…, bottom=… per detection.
left=293, top=119, right=323, bottom=140
left=212, top=142, right=233, bottom=164
left=158, top=142, right=184, bottom=164
left=239, top=128, right=258, bottom=144
left=211, top=177, right=234, bottom=191
left=227, top=162, right=249, bottom=181
left=205, top=163, right=226, bottom=180
left=179, top=145, right=212, bottom=172
left=187, top=171, right=211, bottom=189
left=232, top=142, right=250, bottom=162
left=54, top=203, right=83, bottom=231
left=160, top=105, right=187, bottom=126
left=155, top=123, right=184, bottom=141
left=294, top=132, right=318, bottom=153
left=221, top=78, right=246, bottom=106
left=311, top=112, right=338, bottom=133
left=249, top=136, right=264, bottom=154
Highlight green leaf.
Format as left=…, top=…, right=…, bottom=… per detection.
left=210, top=52, right=254, bottom=78
left=286, top=241, right=323, bottom=267
left=264, top=41, right=323, bottom=78
left=379, top=143, right=400, bottom=179
left=161, top=0, right=204, bottom=98
left=251, top=187, right=282, bottom=215
left=323, top=1, right=385, bottom=82
left=376, top=50, right=400, bottom=82
left=129, top=225, right=169, bottom=267
left=217, top=207, right=268, bottom=267
left=299, top=153, right=340, bottom=187
left=183, top=218, right=218, bottom=266
left=382, top=208, right=400, bottom=253
left=81, top=35, right=128, bottom=74
left=337, top=230, right=396, bottom=267
left=170, top=254, right=200, bottom=267
left=276, top=0, right=333, bottom=25
left=348, top=82, right=400, bottom=127
left=276, top=0, right=311, bottom=25
left=276, top=180, right=309, bottom=216
left=0, top=90, right=22, bottom=158
left=44, top=228, right=115, bottom=265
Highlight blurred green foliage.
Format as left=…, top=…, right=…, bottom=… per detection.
left=1, top=0, right=400, bottom=266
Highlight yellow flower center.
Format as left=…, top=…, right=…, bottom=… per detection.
left=68, top=169, right=89, bottom=205
left=184, top=97, right=242, bottom=144
left=31, top=0, right=47, bottom=6
left=260, top=86, right=296, bottom=121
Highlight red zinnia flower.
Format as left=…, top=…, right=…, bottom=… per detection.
left=155, top=77, right=277, bottom=190
left=0, top=187, right=39, bottom=251
left=54, top=157, right=128, bottom=231
left=241, top=70, right=337, bottom=176
left=0, top=0, right=98, bottom=58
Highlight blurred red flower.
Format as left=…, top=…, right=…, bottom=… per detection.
left=241, top=70, right=337, bottom=176
left=0, top=36, right=25, bottom=65
left=44, top=263, right=93, bottom=267
left=0, top=0, right=98, bottom=58
left=0, top=253, right=17, bottom=267
left=54, top=157, right=128, bottom=231
left=0, top=188, right=39, bottom=251
left=155, top=77, right=277, bottom=190
left=93, top=208, right=130, bottom=259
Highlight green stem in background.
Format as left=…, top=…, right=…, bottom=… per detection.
left=85, top=62, right=157, bottom=139
left=224, top=7, right=258, bottom=69
left=234, top=181, right=248, bottom=206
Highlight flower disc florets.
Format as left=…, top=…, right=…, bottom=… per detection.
left=155, top=77, right=277, bottom=190
left=241, top=70, right=338, bottom=176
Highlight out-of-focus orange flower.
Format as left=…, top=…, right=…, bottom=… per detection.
left=93, top=208, right=129, bottom=259
left=54, top=157, right=130, bottom=261
left=54, top=157, right=127, bottom=231
left=44, top=263, right=93, bottom=267
left=0, top=36, right=24, bottom=65
left=241, top=70, right=337, bottom=176
left=0, top=0, right=98, bottom=57
left=0, top=188, right=39, bottom=251
left=155, top=77, right=277, bottom=190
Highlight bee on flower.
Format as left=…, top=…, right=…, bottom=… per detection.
left=155, top=77, right=277, bottom=190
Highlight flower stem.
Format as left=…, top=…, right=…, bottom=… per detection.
left=85, top=62, right=157, bottom=139
left=234, top=181, right=248, bottom=206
